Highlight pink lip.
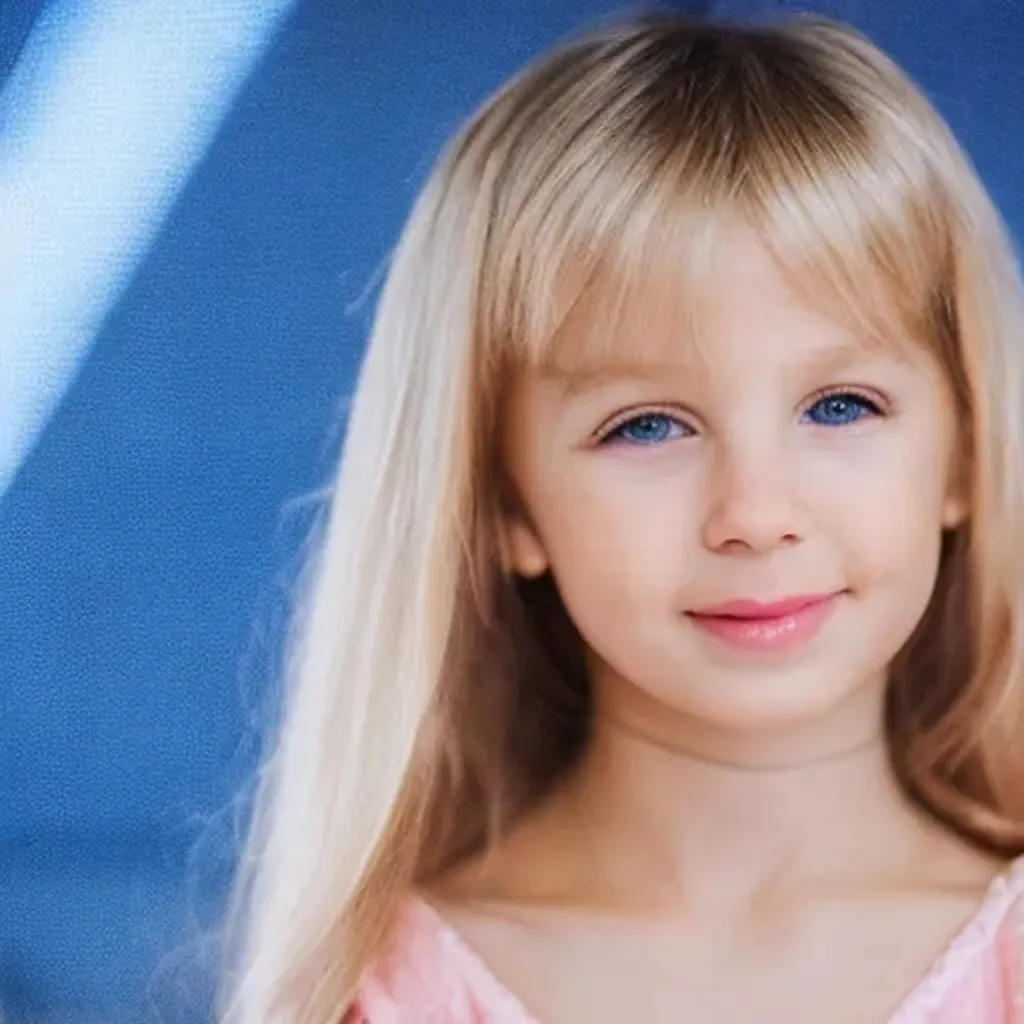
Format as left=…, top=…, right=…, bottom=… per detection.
left=686, top=592, right=842, bottom=652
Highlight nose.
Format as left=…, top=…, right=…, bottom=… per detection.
left=701, top=439, right=802, bottom=555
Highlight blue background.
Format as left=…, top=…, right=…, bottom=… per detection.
left=1, top=0, right=1021, bottom=1020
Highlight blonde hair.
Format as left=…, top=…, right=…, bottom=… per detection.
left=219, top=12, right=1024, bottom=1022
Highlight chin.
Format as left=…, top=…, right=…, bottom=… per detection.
left=656, top=664, right=884, bottom=734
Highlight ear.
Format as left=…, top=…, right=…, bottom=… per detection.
left=941, top=452, right=969, bottom=529
left=941, top=493, right=968, bottom=530
left=500, top=512, right=549, bottom=579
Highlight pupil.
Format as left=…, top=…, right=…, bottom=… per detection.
left=634, top=416, right=663, bottom=437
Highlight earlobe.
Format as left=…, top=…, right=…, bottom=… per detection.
left=941, top=452, right=969, bottom=529
left=941, top=494, right=968, bottom=529
left=501, top=515, right=549, bottom=579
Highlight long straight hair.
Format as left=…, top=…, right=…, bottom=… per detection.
left=219, top=13, right=1024, bottom=1022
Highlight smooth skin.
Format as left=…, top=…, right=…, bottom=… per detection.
left=434, top=229, right=1004, bottom=1023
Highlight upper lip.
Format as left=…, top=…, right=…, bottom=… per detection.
left=687, top=593, right=840, bottom=619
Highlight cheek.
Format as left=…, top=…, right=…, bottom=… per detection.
left=528, top=457, right=699, bottom=608
left=809, top=429, right=950, bottom=589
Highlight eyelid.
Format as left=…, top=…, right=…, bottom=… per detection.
left=803, top=384, right=890, bottom=410
left=594, top=404, right=695, bottom=440
left=592, top=387, right=890, bottom=442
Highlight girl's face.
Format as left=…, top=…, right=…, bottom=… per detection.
left=501, top=228, right=966, bottom=737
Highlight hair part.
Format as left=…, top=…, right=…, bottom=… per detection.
left=219, top=12, right=1024, bottom=1023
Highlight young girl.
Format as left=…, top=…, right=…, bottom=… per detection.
left=220, top=11, right=1024, bottom=1023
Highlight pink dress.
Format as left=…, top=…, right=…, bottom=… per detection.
left=351, top=856, right=1024, bottom=1022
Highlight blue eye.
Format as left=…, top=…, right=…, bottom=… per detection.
left=802, top=392, right=882, bottom=427
left=604, top=412, right=689, bottom=446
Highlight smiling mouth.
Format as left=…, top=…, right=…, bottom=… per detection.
left=685, top=592, right=844, bottom=652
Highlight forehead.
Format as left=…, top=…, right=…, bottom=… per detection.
left=531, top=226, right=913, bottom=384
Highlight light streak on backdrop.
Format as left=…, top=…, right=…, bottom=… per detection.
left=0, top=0, right=297, bottom=499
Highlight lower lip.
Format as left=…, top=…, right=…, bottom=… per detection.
left=686, top=595, right=841, bottom=652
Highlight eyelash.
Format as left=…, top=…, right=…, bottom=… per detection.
left=597, top=405, right=693, bottom=446
left=801, top=388, right=887, bottom=427
left=596, top=388, right=888, bottom=446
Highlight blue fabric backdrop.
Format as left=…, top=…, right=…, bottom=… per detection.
left=1, top=0, right=1021, bottom=1020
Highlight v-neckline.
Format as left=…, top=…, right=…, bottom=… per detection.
left=416, top=855, right=1024, bottom=1023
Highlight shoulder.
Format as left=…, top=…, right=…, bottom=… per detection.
left=991, top=855, right=1024, bottom=965
left=347, top=900, right=486, bottom=1023
left=931, top=854, right=1024, bottom=1020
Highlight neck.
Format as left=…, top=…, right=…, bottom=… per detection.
left=544, top=678, right=940, bottom=912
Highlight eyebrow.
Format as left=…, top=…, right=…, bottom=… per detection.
left=798, top=337, right=915, bottom=375
left=545, top=362, right=681, bottom=399
left=547, top=339, right=912, bottom=400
